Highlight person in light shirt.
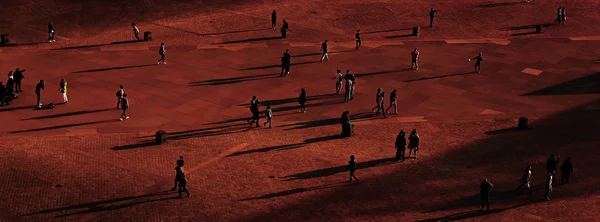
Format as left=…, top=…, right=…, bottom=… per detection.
left=515, top=165, right=532, bottom=195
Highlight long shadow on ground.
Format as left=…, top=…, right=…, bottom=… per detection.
left=227, top=134, right=341, bottom=157
left=10, top=120, right=119, bottom=134
left=22, top=108, right=115, bottom=120
left=474, top=2, right=527, bottom=8
left=404, top=72, right=475, bottom=82
left=219, top=36, right=282, bottom=44
left=241, top=61, right=320, bottom=71
left=278, top=112, right=377, bottom=130
left=52, top=40, right=142, bottom=50
left=72, top=64, right=156, bottom=73
left=522, top=72, right=600, bottom=95
left=240, top=182, right=353, bottom=201
left=188, top=73, right=280, bottom=86
left=281, top=157, right=396, bottom=181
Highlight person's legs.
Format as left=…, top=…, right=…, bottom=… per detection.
left=480, top=195, right=485, bottom=210
left=269, top=119, right=272, bottom=128
left=117, top=98, right=121, bottom=108
left=36, top=93, right=41, bottom=105
left=414, top=149, right=418, bottom=158
left=430, top=17, right=434, bottom=27
left=281, top=64, right=286, bottom=76
left=172, top=178, right=178, bottom=190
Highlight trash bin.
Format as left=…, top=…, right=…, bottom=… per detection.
left=413, top=27, right=420, bottom=36
left=144, top=32, right=152, bottom=41
left=156, top=130, right=167, bottom=144
left=518, top=117, right=528, bottom=130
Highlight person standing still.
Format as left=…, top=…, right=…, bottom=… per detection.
left=395, top=130, right=407, bottom=161
left=407, top=129, right=420, bottom=158
left=35, top=80, right=45, bottom=107
left=411, top=48, right=420, bottom=70
left=157, top=43, right=166, bottom=64
left=0, top=82, right=6, bottom=106
left=429, top=8, right=438, bottom=27
left=120, top=94, right=130, bottom=121
left=281, top=49, right=291, bottom=76
left=355, top=30, right=361, bottom=50
left=335, top=69, right=343, bottom=94
left=13, top=68, right=25, bottom=92
left=560, top=157, right=573, bottom=184
left=347, top=155, right=359, bottom=182
left=48, top=21, right=55, bottom=42
left=132, top=23, right=141, bottom=41
left=299, top=88, right=307, bottom=113
left=116, top=85, right=124, bottom=108
left=561, top=7, right=566, bottom=25
left=386, top=89, right=398, bottom=115
left=320, top=40, right=329, bottom=62
left=6, top=72, right=15, bottom=102
left=515, top=165, right=532, bottom=195
left=544, top=173, right=553, bottom=201
left=480, top=178, right=494, bottom=211
left=263, top=105, right=273, bottom=128
left=469, top=52, right=484, bottom=73
left=344, top=78, right=352, bottom=102
left=271, top=10, right=277, bottom=29
left=59, top=79, right=68, bottom=104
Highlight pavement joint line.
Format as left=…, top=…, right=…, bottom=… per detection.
left=186, top=143, right=250, bottom=174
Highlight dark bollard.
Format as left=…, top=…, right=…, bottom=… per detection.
left=0, top=34, right=9, bottom=44
left=535, top=25, right=542, bottom=33
left=144, top=32, right=152, bottom=41
left=413, top=27, right=420, bottom=36
left=518, top=117, right=528, bottom=130
left=156, top=130, right=167, bottom=144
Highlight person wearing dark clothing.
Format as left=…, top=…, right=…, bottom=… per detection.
left=544, top=173, right=553, bottom=201
left=335, top=69, right=343, bottom=94
left=340, top=110, right=353, bottom=137
left=385, top=90, right=398, bottom=115
left=347, top=155, right=359, bottom=182
left=157, top=42, right=166, bottom=64
left=35, top=80, right=45, bottom=107
left=515, top=165, right=532, bottom=195
left=429, top=8, right=438, bottom=27
left=281, top=19, right=289, bottom=38
left=177, top=156, right=184, bottom=167
left=248, top=96, right=260, bottom=127
left=480, top=179, right=493, bottom=211
left=546, top=154, right=560, bottom=184
left=132, top=23, right=141, bottom=41
left=320, top=40, right=329, bottom=62
left=299, top=88, right=306, bottom=113
left=271, top=10, right=277, bottom=29
left=0, top=82, right=6, bottom=106
left=395, top=130, right=407, bottom=161
left=470, top=52, right=484, bottom=73
left=48, top=21, right=55, bottom=42
left=560, top=157, right=573, bottom=184
left=407, top=129, right=420, bottom=158
left=6, top=72, right=15, bottom=102
left=120, top=94, right=130, bottom=120
left=355, top=30, right=361, bottom=50
left=13, top=68, right=25, bottom=92
left=178, top=169, right=190, bottom=198
left=281, top=49, right=291, bottom=76
left=171, top=165, right=183, bottom=191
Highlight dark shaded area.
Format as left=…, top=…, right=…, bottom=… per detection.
left=405, top=72, right=474, bottom=82
left=228, top=134, right=341, bottom=157
left=270, top=100, right=343, bottom=113
left=523, top=72, right=600, bottom=95
left=279, top=112, right=376, bottom=130
left=23, top=191, right=172, bottom=216
left=10, top=120, right=118, bottom=133
left=354, top=69, right=411, bottom=78
left=22, top=108, right=114, bottom=120
left=240, top=182, right=351, bottom=201
left=502, top=24, right=553, bottom=31
left=484, top=127, right=519, bottom=135
left=241, top=61, right=320, bottom=71
left=240, top=93, right=338, bottom=106
left=52, top=40, right=141, bottom=50
left=511, top=31, right=541, bottom=37
left=474, top=2, right=526, bottom=8
left=0, top=105, right=38, bottom=113
left=219, top=36, right=282, bottom=44
left=0, top=42, right=46, bottom=48
left=111, top=141, right=157, bottom=151
left=188, top=73, right=280, bottom=86
left=72, top=64, right=156, bottom=73
left=289, top=50, right=355, bottom=58
left=362, top=28, right=413, bottom=34
left=385, top=34, right=414, bottom=39
left=281, top=157, right=396, bottom=181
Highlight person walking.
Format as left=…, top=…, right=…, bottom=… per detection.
left=48, top=21, right=55, bottom=42
left=177, top=156, right=185, bottom=167
left=411, top=48, right=420, bottom=70
left=375, top=92, right=387, bottom=118
left=35, top=80, right=45, bottom=107
left=349, top=75, right=356, bottom=100
left=395, top=130, right=407, bottom=161
left=59, top=79, right=68, bottom=104
left=248, top=96, right=260, bottom=127
left=554, top=7, right=563, bottom=24
left=171, top=165, right=183, bottom=191
left=355, top=30, right=361, bottom=50
left=544, top=173, right=553, bottom=201
left=546, top=154, right=560, bottom=184
left=157, top=42, right=166, bottom=64
left=561, top=7, right=566, bottom=25
left=385, top=89, right=398, bottom=115
left=132, top=23, right=141, bottom=41
left=515, top=165, right=532, bottom=195
left=299, top=88, right=307, bottom=113
left=263, top=104, right=273, bottom=128
left=281, top=19, right=289, bottom=38
left=0, top=82, right=6, bottom=106
left=560, top=157, right=573, bottom=184
left=178, top=168, right=191, bottom=198
left=119, top=94, right=130, bottom=121
left=407, top=129, right=420, bottom=158
left=429, top=8, right=438, bottom=27
left=480, top=178, right=494, bottom=211
left=281, top=49, right=291, bottom=76
left=13, top=68, right=25, bottom=92
left=116, top=85, right=124, bottom=108
left=6, top=72, right=15, bottom=102
left=335, top=69, right=343, bottom=94
left=320, top=40, right=329, bottom=62
left=347, top=155, right=359, bottom=182
left=271, top=10, right=277, bottom=29
left=371, top=88, right=383, bottom=112
left=469, top=52, right=484, bottom=73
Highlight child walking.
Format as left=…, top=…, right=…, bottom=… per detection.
left=263, top=105, right=273, bottom=128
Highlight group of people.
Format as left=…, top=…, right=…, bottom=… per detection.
left=1, top=68, right=25, bottom=106
left=394, top=129, right=420, bottom=161
left=554, top=6, right=567, bottom=25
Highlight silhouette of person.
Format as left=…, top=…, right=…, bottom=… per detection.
left=385, top=90, right=398, bottom=115
left=178, top=168, right=190, bottom=198
left=172, top=165, right=183, bottom=191
left=344, top=77, right=352, bottom=102
left=271, top=10, right=277, bottom=29
left=395, top=130, right=407, bottom=161
left=299, top=89, right=306, bottom=113
left=13, top=68, right=25, bottom=92
left=177, top=156, right=185, bottom=167
left=554, top=7, right=562, bottom=24
left=35, top=80, right=45, bottom=107
left=0, top=82, right=6, bottom=106
left=371, top=88, right=383, bottom=112
left=470, top=52, right=484, bottom=73
left=48, top=21, right=55, bottom=42
left=116, top=85, right=124, bottom=108
left=480, top=178, right=494, bottom=211
left=59, top=79, right=68, bottom=104
left=120, top=94, right=130, bottom=121
left=546, top=154, right=560, bottom=184
left=407, top=129, right=419, bottom=158
left=429, top=8, right=438, bottom=27
left=157, top=42, right=166, bottom=64
left=281, top=49, right=291, bottom=76
left=560, top=157, right=573, bottom=184
left=263, top=104, right=273, bottom=128
left=335, top=69, right=343, bottom=94
left=544, top=173, right=553, bottom=201
left=340, top=110, right=353, bottom=137
left=515, top=165, right=532, bottom=195
left=411, top=48, right=420, bottom=70
left=132, top=23, right=141, bottom=41
left=281, top=19, right=289, bottom=38
left=355, top=30, right=361, bottom=50
left=320, top=40, right=329, bottom=62
left=375, top=92, right=386, bottom=118
left=347, top=155, right=359, bottom=182
left=247, top=96, right=260, bottom=127
left=561, top=7, right=566, bottom=24
left=6, top=72, right=15, bottom=102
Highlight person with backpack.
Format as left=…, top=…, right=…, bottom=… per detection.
left=120, top=94, right=130, bottom=121
left=263, top=105, right=273, bottom=128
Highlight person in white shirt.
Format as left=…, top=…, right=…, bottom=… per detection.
left=335, top=69, right=343, bottom=94
left=544, top=173, right=553, bottom=201
left=515, top=165, right=532, bottom=195
left=263, top=105, right=273, bottom=128
left=132, top=23, right=141, bottom=41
